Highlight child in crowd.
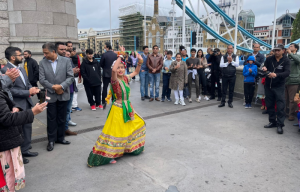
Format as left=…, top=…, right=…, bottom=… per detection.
left=161, top=50, right=173, bottom=102
left=243, top=56, right=257, bottom=109
left=294, top=95, right=300, bottom=132
left=169, top=53, right=188, bottom=106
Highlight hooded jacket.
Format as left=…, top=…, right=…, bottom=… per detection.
left=80, top=58, right=102, bottom=87
left=243, top=63, right=258, bottom=83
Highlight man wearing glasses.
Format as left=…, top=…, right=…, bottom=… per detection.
left=1, top=47, right=40, bottom=164
left=146, top=45, right=163, bottom=102
left=262, top=44, right=290, bottom=134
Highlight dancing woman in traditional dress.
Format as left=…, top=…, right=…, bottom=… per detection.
left=87, top=47, right=146, bottom=167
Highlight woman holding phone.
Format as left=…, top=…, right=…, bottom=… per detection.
left=169, top=53, right=188, bottom=106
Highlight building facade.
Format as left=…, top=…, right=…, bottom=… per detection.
left=78, top=28, right=121, bottom=54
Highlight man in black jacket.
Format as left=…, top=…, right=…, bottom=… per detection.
left=262, top=44, right=290, bottom=134
left=218, top=45, right=240, bottom=108
left=99, top=42, right=117, bottom=109
left=243, top=43, right=265, bottom=67
left=24, top=50, right=39, bottom=98
left=207, top=48, right=222, bottom=100
left=81, top=49, right=102, bottom=111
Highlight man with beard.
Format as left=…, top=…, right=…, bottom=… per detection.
left=1, top=47, right=40, bottom=164
left=24, top=50, right=40, bottom=98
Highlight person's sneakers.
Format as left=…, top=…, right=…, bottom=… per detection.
left=204, top=96, right=210, bottom=101
left=243, top=102, right=246, bottom=106
left=144, top=96, right=151, bottom=99
left=245, top=104, right=249, bottom=109
left=174, top=100, right=179, bottom=105
left=91, top=105, right=96, bottom=111
left=65, top=129, right=77, bottom=136
left=166, top=98, right=172, bottom=102
left=264, top=122, right=277, bottom=128
left=68, top=121, right=77, bottom=126
left=141, top=97, right=145, bottom=101
left=189, top=98, right=192, bottom=103
left=196, top=98, right=201, bottom=103
left=248, top=104, right=252, bottom=109
left=96, top=105, right=103, bottom=109
left=180, top=99, right=186, bottom=106
left=161, top=98, right=165, bottom=102
left=277, top=126, right=283, bottom=134
left=72, top=107, right=82, bottom=111
left=199, top=96, right=201, bottom=101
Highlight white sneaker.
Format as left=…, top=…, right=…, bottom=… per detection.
left=199, top=96, right=202, bottom=101
left=189, top=98, right=192, bottom=103
left=180, top=99, right=186, bottom=106
left=204, top=96, right=210, bottom=101
left=174, top=100, right=179, bottom=105
left=196, top=98, right=201, bottom=103
left=243, top=102, right=246, bottom=106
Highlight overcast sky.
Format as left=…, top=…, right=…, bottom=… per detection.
left=76, top=0, right=300, bottom=30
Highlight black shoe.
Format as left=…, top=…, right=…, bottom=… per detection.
left=277, top=126, right=283, bottom=134
left=141, top=97, right=145, bottom=101
left=22, top=151, right=39, bottom=157
left=262, top=110, right=268, bottom=114
left=47, top=142, right=54, bottom=151
left=217, top=97, right=222, bottom=101
left=228, top=103, right=233, bottom=108
left=23, top=157, right=29, bottom=164
left=293, top=124, right=299, bottom=126
left=55, top=140, right=71, bottom=145
left=144, top=96, right=150, bottom=99
left=218, top=103, right=225, bottom=107
left=29, top=146, right=32, bottom=150
left=103, top=102, right=107, bottom=110
left=209, top=96, right=215, bottom=100
left=264, top=122, right=277, bottom=128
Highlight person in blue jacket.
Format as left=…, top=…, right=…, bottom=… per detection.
left=243, top=56, right=257, bottom=109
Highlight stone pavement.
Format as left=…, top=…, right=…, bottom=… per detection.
left=24, top=82, right=300, bottom=192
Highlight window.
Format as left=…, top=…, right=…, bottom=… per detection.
left=282, top=29, right=291, bottom=37
left=156, top=31, right=160, bottom=47
left=148, top=32, right=152, bottom=47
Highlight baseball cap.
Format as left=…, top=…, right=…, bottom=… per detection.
left=273, top=44, right=284, bottom=50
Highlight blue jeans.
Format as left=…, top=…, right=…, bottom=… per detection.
left=148, top=73, right=161, bottom=98
left=139, top=70, right=149, bottom=97
left=162, top=73, right=171, bottom=99
left=65, top=93, right=74, bottom=131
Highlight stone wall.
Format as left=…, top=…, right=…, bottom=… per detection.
left=0, top=0, right=78, bottom=60
left=0, top=0, right=10, bottom=58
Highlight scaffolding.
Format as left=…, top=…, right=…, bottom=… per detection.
left=119, top=13, right=151, bottom=51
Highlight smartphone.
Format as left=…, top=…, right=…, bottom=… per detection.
left=39, top=88, right=46, bottom=103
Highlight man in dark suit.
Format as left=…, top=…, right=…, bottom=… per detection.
left=24, top=50, right=40, bottom=98
left=39, top=43, right=74, bottom=151
left=99, top=42, right=117, bottom=109
left=1, top=47, right=40, bottom=164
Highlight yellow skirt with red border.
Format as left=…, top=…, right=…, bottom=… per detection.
left=87, top=103, right=146, bottom=167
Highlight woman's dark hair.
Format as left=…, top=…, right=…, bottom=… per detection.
left=175, top=53, right=182, bottom=57
left=86, top=49, right=94, bottom=54
left=197, top=49, right=204, bottom=58
left=131, top=51, right=136, bottom=58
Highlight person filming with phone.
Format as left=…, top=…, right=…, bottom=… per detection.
left=262, top=44, right=290, bottom=134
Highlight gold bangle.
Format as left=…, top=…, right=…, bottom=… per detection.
left=138, top=59, right=143, bottom=65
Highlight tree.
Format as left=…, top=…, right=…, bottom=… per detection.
left=291, top=9, right=300, bottom=42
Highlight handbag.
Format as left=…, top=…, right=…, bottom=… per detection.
left=0, top=162, right=6, bottom=188
left=129, top=67, right=135, bottom=73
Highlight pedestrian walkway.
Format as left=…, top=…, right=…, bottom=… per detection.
left=26, top=82, right=300, bottom=192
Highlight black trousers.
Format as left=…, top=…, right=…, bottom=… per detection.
left=265, top=85, right=285, bottom=126
left=84, top=85, right=101, bottom=106
left=102, top=77, right=111, bottom=104
left=221, top=75, right=236, bottom=104
left=244, top=82, right=255, bottom=104
left=198, top=69, right=207, bottom=95
left=211, top=72, right=222, bottom=98
left=47, top=100, right=68, bottom=142
left=21, top=101, right=32, bottom=153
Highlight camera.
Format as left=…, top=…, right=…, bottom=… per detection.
left=257, top=68, right=271, bottom=78
left=39, top=87, right=46, bottom=104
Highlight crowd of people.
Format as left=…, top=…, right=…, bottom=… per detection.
left=0, top=39, right=299, bottom=191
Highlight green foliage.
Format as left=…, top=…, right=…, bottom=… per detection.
left=291, top=9, right=300, bottom=42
